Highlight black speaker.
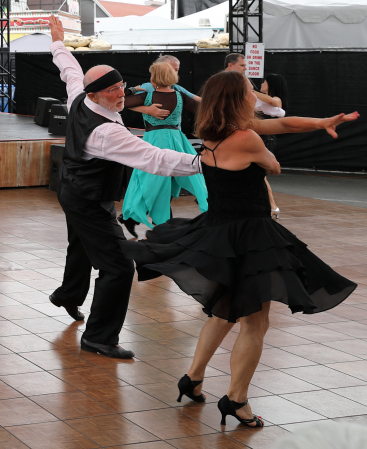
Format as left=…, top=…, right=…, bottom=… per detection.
left=34, top=97, right=60, bottom=126
left=48, top=104, right=68, bottom=136
left=49, top=144, right=65, bottom=192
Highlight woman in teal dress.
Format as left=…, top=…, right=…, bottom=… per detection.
left=121, top=62, right=207, bottom=237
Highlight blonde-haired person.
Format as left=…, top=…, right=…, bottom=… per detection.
left=149, top=61, right=178, bottom=88
left=120, top=62, right=208, bottom=236
left=127, top=54, right=202, bottom=126
left=134, top=54, right=201, bottom=102
left=121, top=69, right=358, bottom=426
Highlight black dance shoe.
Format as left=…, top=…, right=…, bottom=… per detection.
left=218, top=395, right=264, bottom=427
left=177, top=374, right=206, bottom=403
left=49, top=294, right=84, bottom=321
left=81, top=338, right=135, bottom=359
left=117, top=214, right=138, bottom=238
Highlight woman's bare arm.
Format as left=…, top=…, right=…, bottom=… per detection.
left=245, top=131, right=281, bottom=175
left=251, top=112, right=360, bottom=138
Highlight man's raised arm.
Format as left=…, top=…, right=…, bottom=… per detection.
left=49, top=15, right=84, bottom=111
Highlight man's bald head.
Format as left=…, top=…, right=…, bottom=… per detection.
left=83, top=65, right=115, bottom=88
left=84, top=65, right=125, bottom=113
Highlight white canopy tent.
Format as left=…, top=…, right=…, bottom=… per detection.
left=94, top=15, right=214, bottom=50
left=262, top=0, right=367, bottom=49
left=10, top=33, right=52, bottom=52
left=152, top=0, right=367, bottom=49
left=264, top=0, right=367, bottom=23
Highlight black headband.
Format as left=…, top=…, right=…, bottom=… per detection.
left=84, top=69, right=123, bottom=93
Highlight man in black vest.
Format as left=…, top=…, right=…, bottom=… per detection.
left=48, top=16, right=201, bottom=358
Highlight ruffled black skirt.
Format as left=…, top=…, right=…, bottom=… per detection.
left=121, top=213, right=357, bottom=322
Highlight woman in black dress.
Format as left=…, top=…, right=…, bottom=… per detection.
left=122, top=71, right=358, bottom=428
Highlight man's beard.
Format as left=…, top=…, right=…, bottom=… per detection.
left=98, top=96, right=124, bottom=113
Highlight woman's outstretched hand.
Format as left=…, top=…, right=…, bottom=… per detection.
left=322, top=111, right=360, bottom=139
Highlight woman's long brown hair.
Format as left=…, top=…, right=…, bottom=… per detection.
left=195, top=71, right=254, bottom=141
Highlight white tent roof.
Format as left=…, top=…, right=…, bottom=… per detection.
left=95, top=15, right=213, bottom=50
left=263, top=0, right=367, bottom=48
left=169, top=0, right=367, bottom=28
left=157, top=0, right=367, bottom=49
left=10, top=33, right=52, bottom=52
left=264, top=0, right=367, bottom=24
left=96, top=0, right=367, bottom=49
left=95, top=14, right=195, bottom=31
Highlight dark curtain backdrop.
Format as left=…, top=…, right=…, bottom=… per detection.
left=177, top=0, right=227, bottom=17
left=261, top=52, right=367, bottom=172
left=15, top=50, right=367, bottom=171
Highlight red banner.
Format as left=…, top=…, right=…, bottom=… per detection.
left=11, top=16, right=50, bottom=27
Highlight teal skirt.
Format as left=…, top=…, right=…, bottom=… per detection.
left=122, top=128, right=208, bottom=228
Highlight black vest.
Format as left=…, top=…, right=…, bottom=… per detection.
left=61, top=92, right=126, bottom=201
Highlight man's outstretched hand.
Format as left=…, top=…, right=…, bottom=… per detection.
left=49, top=15, right=64, bottom=43
left=323, top=111, right=360, bottom=139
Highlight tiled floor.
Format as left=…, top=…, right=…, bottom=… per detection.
left=0, top=187, right=366, bottom=448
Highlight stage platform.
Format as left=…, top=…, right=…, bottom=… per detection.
left=0, top=113, right=65, bottom=189
left=0, top=113, right=144, bottom=189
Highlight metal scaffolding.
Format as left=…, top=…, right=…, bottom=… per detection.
left=229, top=0, right=263, bottom=54
left=1, top=0, right=15, bottom=112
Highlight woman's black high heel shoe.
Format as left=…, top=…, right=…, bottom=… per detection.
left=117, top=215, right=138, bottom=238
left=218, top=395, right=264, bottom=427
left=177, top=374, right=206, bottom=403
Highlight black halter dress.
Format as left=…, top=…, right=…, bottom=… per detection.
left=121, top=139, right=356, bottom=322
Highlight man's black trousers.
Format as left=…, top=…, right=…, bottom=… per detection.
left=52, top=189, right=134, bottom=345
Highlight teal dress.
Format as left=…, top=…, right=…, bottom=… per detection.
left=122, top=91, right=208, bottom=228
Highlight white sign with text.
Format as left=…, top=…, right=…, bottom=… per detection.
left=245, top=43, right=265, bottom=79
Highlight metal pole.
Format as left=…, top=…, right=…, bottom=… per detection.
left=0, top=0, right=13, bottom=112
left=244, top=0, right=248, bottom=48
left=228, top=0, right=263, bottom=55
left=259, top=0, right=263, bottom=42
left=229, top=0, right=233, bottom=52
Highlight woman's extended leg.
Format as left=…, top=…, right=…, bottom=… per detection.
left=186, top=316, right=234, bottom=395
left=226, top=301, right=271, bottom=425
